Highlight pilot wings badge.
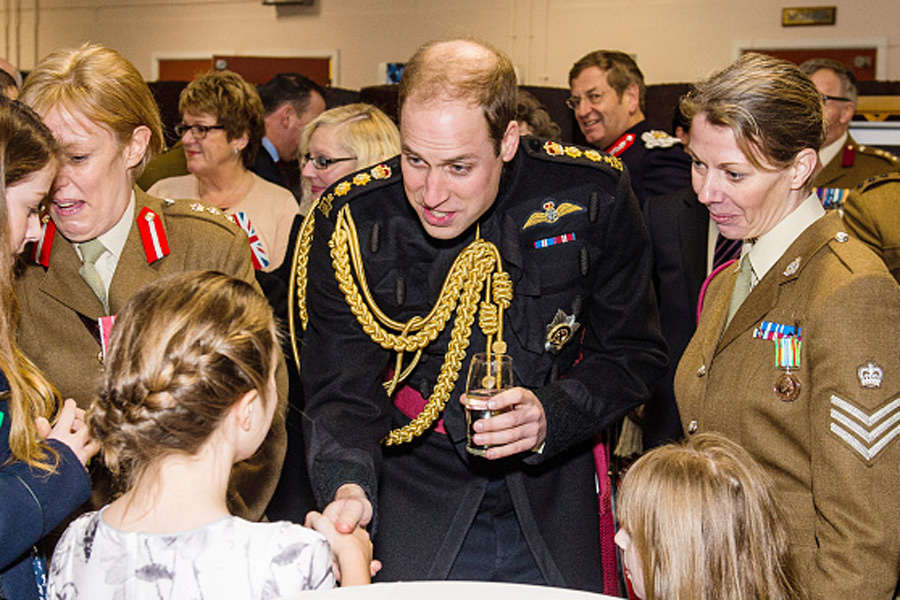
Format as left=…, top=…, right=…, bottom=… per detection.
left=522, top=200, right=585, bottom=230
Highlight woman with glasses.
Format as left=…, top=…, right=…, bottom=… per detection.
left=674, top=53, right=899, bottom=598
left=299, top=103, right=400, bottom=212
left=148, top=70, right=298, bottom=272
left=17, top=43, right=285, bottom=522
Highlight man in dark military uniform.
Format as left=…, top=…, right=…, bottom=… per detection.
left=800, top=58, right=900, bottom=210
left=299, top=40, right=666, bottom=593
left=567, top=50, right=691, bottom=207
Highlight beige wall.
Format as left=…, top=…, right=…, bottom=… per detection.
left=2, top=0, right=899, bottom=88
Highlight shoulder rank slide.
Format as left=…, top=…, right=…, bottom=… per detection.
left=538, top=140, right=623, bottom=171
left=318, top=161, right=395, bottom=219
left=31, top=215, right=55, bottom=267
left=231, top=211, right=269, bottom=270
left=137, top=207, right=170, bottom=264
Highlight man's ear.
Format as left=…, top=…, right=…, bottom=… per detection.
left=622, top=82, right=641, bottom=116
left=123, top=125, right=152, bottom=170
left=838, top=101, right=855, bottom=127
left=499, top=120, right=520, bottom=162
left=277, top=103, right=295, bottom=128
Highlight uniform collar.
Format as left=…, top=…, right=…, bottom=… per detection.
left=746, top=193, right=825, bottom=285
left=819, top=131, right=848, bottom=169
left=81, top=190, right=134, bottom=265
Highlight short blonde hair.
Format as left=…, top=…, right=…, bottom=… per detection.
left=178, top=70, right=265, bottom=168
left=681, top=53, right=824, bottom=180
left=89, top=271, right=278, bottom=492
left=300, top=102, right=400, bottom=168
left=617, top=433, right=805, bottom=600
left=21, top=43, right=164, bottom=178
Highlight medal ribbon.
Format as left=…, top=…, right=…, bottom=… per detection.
left=753, top=320, right=797, bottom=340
left=774, top=336, right=802, bottom=369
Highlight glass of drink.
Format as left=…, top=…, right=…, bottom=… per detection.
left=464, top=352, right=514, bottom=456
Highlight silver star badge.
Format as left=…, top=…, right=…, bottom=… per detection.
left=545, top=309, right=581, bottom=353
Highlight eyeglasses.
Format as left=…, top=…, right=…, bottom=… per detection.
left=174, top=123, right=226, bottom=139
left=565, top=91, right=606, bottom=110
left=821, top=93, right=853, bottom=103
left=302, top=153, right=356, bottom=170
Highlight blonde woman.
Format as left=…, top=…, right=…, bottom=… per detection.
left=19, top=43, right=283, bottom=521
left=299, top=102, right=400, bottom=213
left=0, top=97, right=97, bottom=600
left=616, top=433, right=804, bottom=600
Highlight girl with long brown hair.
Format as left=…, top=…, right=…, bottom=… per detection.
left=0, top=96, right=97, bottom=600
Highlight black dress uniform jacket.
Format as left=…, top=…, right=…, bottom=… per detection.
left=301, top=137, right=667, bottom=592
left=617, top=120, right=692, bottom=208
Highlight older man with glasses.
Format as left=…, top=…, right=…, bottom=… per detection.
left=800, top=58, right=900, bottom=210
left=567, top=50, right=691, bottom=208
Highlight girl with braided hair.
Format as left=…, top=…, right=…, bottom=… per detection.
left=47, top=271, right=374, bottom=598
left=0, top=96, right=97, bottom=600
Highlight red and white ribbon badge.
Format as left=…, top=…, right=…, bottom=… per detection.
left=137, top=207, right=170, bottom=264
left=31, top=218, right=56, bottom=267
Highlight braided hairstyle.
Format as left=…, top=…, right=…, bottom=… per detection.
left=88, top=271, right=277, bottom=491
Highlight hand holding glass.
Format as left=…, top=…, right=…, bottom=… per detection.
left=464, top=352, right=514, bottom=456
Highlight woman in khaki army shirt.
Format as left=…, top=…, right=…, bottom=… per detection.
left=675, top=53, right=899, bottom=599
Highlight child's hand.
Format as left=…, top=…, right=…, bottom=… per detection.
left=35, top=399, right=99, bottom=467
left=305, top=510, right=379, bottom=586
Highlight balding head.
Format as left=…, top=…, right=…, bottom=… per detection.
left=398, top=39, right=517, bottom=153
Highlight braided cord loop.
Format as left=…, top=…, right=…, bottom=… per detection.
left=288, top=198, right=322, bottom=374
left=324, top=205, right=511, bottom=445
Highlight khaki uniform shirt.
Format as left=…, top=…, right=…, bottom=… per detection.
left=843, top=173, right=900, bottom=284
left=16, top=188, right=286, bottom=520
left=675, top=211, right=900, bottom=599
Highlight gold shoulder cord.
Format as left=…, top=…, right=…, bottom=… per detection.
left=289, top=202, right=513, bottom=446
left=287, top=198, right=321, bottom=375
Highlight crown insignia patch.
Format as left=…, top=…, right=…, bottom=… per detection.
left=858, top=362, right=884, bottom=389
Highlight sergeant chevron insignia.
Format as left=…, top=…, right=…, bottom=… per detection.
left=523, top=200, right=585, bottom=230
left=829, top=394, right=900, bottom=465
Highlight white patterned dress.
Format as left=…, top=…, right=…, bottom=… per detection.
left=47, top=509, right=334, bottom=599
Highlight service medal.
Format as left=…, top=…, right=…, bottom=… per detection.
left=774, top=372, right=801, bottom=402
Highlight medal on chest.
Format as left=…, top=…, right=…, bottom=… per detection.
left=754, top=320, right=802, bottom=402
